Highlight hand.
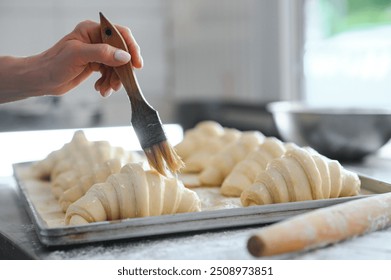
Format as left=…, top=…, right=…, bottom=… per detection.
left=37, top=20, right=143, bottom=97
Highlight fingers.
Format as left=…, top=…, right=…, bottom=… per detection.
left=110, top=73, right=122, bottom=91
left=94, top=67, right=111, bottom=97
left=72, top=20, right=143, bottom=69
left=116, top=25, right=143, bottom=69
left=71, top=20, right=143, bottom=98
left=78, top=42, right=131, bottom=67
left=94, top=66, right=122, bottom=97
left=73, top=20, right=142, bottom=63
left=78, top=40, right=143, bottom=73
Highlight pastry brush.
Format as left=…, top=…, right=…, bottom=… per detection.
left=99, top=12, right=184, bottom=176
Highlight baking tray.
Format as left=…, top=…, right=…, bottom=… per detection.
left=13, top=161, right=391, bottom=247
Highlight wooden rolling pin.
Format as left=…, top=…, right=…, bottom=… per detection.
left=247, top=192, right=391, bottom=257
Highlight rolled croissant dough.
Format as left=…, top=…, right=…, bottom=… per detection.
left=17, top=165, right=241, bottom=228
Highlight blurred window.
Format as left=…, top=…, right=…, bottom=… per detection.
left=304, top=0, right=391, bottom=107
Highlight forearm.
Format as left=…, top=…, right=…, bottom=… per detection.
left=0, top=55, right=44, bottom=103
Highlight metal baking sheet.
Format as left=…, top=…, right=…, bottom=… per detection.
left=13, top=161, right=391, bottom=247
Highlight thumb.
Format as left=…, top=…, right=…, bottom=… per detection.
left=78, top=43, right=131, bottom=66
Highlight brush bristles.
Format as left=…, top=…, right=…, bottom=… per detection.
left=144, top=141, right=185, bottom=176
left=159, top=141, right=185, bottom=173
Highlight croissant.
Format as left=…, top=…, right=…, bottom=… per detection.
left=176, top=121, right=241, bottom=173
left=199, top=131, right=265, bottom=186
left=31, top=130, right=90, bottom=180
left=220, top=137, right=286, bottom=197
left=32, top=130, right=142, bottom=200
left=240, top=145, right=361, bottom=206
left=65, top=163, right=202, bottom=225
left=175, top=121, right=224, bottom=158
left=58, top=159, right=122, bottom=212
left=51, top=147, right=141, bottom=198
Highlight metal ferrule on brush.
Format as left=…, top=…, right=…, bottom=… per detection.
left=130, top=102, right=167, bottom=150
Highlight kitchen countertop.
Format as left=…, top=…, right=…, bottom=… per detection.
left=1, top=127, right=391, bottom=260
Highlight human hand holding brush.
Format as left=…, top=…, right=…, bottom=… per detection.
left=0, top=19, right=143, bottom=103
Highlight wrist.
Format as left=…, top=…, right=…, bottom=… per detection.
left=0, top=55, right=44, bottom=103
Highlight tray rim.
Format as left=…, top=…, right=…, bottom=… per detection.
left=13, top=161, right=391, bottom=246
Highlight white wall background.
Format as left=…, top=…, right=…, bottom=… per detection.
left=0, top=0, right=301, bottom=130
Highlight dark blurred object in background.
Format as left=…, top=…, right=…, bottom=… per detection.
left=175, top=100, right=280, bottom=137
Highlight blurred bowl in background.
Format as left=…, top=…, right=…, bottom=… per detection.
left=268, top=101, right=391, bottom=162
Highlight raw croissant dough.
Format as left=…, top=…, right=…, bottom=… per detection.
left=175, top=121, right=241, bottom=173
left=32, top=130, right=142, bottom=200
left=65, top=163, right=201, bottom=225
left=199, top=131, right=265, bottom=186
left=240, top=145, right=361, bottom=206
left=58, top=159, right=122, bottom=212
left=220, top=137, right=287, bottom=197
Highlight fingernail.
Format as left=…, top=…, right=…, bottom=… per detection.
left=103, top=88, right=113, bottom=98
left=114, top=49, right=131, bottom=63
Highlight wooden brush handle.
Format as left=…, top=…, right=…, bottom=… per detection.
left=114, top=64, right=147, bottom=111
left=248, top=192, right=391, bottom=257
left=99, top=12, right=147, bottom=109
